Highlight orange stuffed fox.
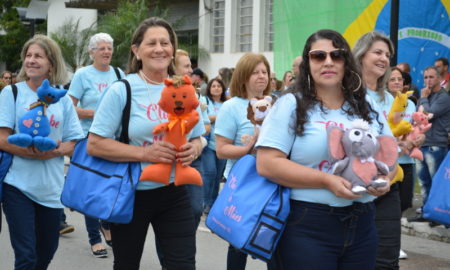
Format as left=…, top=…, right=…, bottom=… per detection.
left=140, top=75, right=203, bottom=186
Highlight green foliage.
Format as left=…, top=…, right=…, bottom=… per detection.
left=51, top=18, right=95, bottom=72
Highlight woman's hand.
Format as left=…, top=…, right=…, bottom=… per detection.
left=25, top=140, right=64, bottom=160
left=143, top=141, right=176, bottom=164
left=366, top=176, right=391, bottom=197
left=177, top=141, right=200, bottom=166
left=324, top=175, right=362, bottom=200
left=412, top=134, right=425, bottom=148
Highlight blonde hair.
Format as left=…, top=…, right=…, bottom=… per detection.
left=17, top=34, right=68, bottom=85
left=229, top=53, right=271, bottom=98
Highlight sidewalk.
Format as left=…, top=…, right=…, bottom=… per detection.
left=401, top=193, right=450, bottom=243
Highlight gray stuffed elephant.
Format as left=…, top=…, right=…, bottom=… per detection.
left=327, top=119, right=398, bottom=194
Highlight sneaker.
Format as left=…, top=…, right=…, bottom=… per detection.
left=416, top=207, right=422, bottom=214
left=59, top=223, right=75, bottom=235
left=399, top=249, right=408, bottom=259
left=91, top=248, right=108, bottom=258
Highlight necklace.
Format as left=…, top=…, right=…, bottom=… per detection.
left=139, top=71, right=163, bottom=124
left=139, top=70, right=164, bottom=85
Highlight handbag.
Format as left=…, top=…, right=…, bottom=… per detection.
left=423, top=151, right=450, bottom=226
left=61, top=79, right=141, bottom=224
left=206, top=154, right=290, bottom=261
left=0, top=84, right=18, bottom=202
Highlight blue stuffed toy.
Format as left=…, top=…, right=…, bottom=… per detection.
left=8, top=79, right=67, bottom=151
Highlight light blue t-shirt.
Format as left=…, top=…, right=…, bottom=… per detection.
left=206, top=97, right=223, bottom=151
left=256, top=93, right=392, bottom=207
left=215, top=97, right=254, bottom=178
left=90, top=74, right=205, bottom=190
left=0, top=82, right=84, bottom=208
left=68, top=65, right=125, bottom=135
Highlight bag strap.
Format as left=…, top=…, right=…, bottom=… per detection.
left=11, top=84, right=18, bottom=102
left=118, top=79, right=131, bottom=144
left=113, top=67, right=122, bottom=80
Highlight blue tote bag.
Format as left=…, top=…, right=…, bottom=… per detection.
left=0, top=84, right=18, bottom=202
left=423, top=151, right=450, bottom=226
left=61, top=79, right=141, bottom=224
left=206, top=154, right=290, bottom=261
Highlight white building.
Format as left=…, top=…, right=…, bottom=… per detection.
left=198, top=0, right=274, bottom=78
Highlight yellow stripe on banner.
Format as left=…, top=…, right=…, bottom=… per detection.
left=442, top=0, right=450, bottom=17
left=343, top=0, right=389, bottom=48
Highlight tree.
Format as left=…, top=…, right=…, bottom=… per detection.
left=0, top=0, right=46, bottom=72
left=51, top=18, right=95, bottom=72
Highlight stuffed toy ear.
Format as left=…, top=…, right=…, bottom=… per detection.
left=164, top=78, right=173, bottom=87
left=263, top=96, right=272, bottom=103
left=418, top=105, right=424, bottom=113
left=182, top=75, right=192, bottom=85
left=374, top=136, right=398, bottom=167
left=328, top=127, right=345, bottom=160
left=40, top=79, right=50, bottom=89
left=405, top=90, right=414, bottom=97
left=250, top=98, right=258, bottom=106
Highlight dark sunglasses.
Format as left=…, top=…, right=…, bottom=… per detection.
left=308, top=49, right=346, bottom=62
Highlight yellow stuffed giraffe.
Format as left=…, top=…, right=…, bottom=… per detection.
left=387, top=90, right=414, bottom=184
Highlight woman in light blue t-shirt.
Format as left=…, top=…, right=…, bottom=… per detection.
left=256, top=30, right=394, bottom=269
left=67, top=32, right=124, bottom=258
left=0, top=35, right=83, bottom=269
left=215, top=53, right=272, bottom=270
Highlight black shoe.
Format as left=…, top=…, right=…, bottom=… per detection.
left=100, top=227, right=113, bottom=247
left=429, top=221, right=440, bottom=227
left=59, top=223, right=75, bottom=235
left=91, top=248, right=108, bottom=258
left=407, top=215, right=428, bottom=222
left=204, top=205, right=211, bottom=215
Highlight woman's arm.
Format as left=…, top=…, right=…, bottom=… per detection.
left=216, top=134, right=254, bottom=160
left=256, top=146, right=361, bottom=200
left=87, top=133, right=177, bottom=163
left=0, top=127, right=76, bottom=160
left=208, top=115, right=216, bottom=124
left=70, top=95, right=95, bottom=119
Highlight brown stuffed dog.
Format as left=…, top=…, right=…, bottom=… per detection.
left=140, top=75, right=203, bottom=186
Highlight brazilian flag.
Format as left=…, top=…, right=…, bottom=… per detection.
left=274, top=0, right=450, bottom=88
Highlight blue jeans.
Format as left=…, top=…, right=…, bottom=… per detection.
left=272, top=200, right=377, bottom=270
left=84, top=215, right=110, bottom=246
left=202, top=147, right=226, bottom=207
left=416, top=146, right=448, bottom=204
left=2, top=183, right=62, bottom=270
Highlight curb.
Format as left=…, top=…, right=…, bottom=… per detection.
left=401, top=217, right=450, bottom=243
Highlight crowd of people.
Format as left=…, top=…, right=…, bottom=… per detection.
left=0, top=16, right=449, bottom=270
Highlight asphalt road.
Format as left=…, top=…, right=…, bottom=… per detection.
left=1, top=208, right=450, bottom=269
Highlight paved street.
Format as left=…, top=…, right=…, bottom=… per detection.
left=1, top=208, right=450, bottom=269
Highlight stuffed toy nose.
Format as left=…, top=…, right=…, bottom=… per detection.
left=175, top=101, right=183, bottom=107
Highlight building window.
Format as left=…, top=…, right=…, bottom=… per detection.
left=264, top=0, right=273, bottom=51
left=211, top=0, right=225, bottom=53
left=237, top=0, right=253, bottom=52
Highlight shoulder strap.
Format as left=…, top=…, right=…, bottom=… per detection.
left=118, top=79, right=131, bottom=144
left=11, top=84, right=18, bottom=102
left=113, top=67, right=122, bottom=80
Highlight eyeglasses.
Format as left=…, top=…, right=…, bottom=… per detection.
left=308, top=49, right=346, bottom=63
left=3, top=77, right=12, bottom=80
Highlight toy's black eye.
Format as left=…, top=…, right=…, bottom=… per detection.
left=182, top=94, right=187, bottom=98
left=172, top=93, right=176, bottom=98
left=367, top=134, right=372, bottom=139
left=355, top=131, right=360, bottom=136
left=349, top=129, right=363, bottom=142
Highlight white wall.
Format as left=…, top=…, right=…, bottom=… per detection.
left=198, top=0, right=274, bottom=79
left=47, top=0, right=97, bottom=35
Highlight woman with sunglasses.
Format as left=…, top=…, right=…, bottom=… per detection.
left=256, top=29, right=393, bottom=269
left=353, top=31, right=403, bottom=269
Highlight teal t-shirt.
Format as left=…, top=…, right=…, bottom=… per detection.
left=215, top=97, right=254, bottom=178
left=0, top=82, right=84, bottom=208
left=256, top=93, right=392, bottom=207
left=68, top=65, right=125, bottom=135
left=90, top=74, right=205, bottom=190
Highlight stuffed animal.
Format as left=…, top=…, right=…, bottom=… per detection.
left=8, top=79, right=67, bottom=151
left=387, top=90, right=414, bottom=137
left=241, top=96, right=273, bottom=145
left=402, top=105, right=433, bottom=161
left=328, top=119, right=398, bottom=194
left=140, top=75, right=202, bottom=186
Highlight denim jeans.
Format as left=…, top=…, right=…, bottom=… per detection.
left=2, top=183, right=62, bottom=270
left=272, top=200, right=377, bottom=270
left=84, top=215, right=110, bottom=246
left=416, top=146, right=448, bottom=204
left=201, top=147, right=226, bottom=207
left=111, top=184, right=196, bottom=270
left=374, top=183, right=401, bottom=270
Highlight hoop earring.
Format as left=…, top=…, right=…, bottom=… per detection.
left=350, top=71, right=362, bottom=93
left=136, top=55, right=141, bottom=61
